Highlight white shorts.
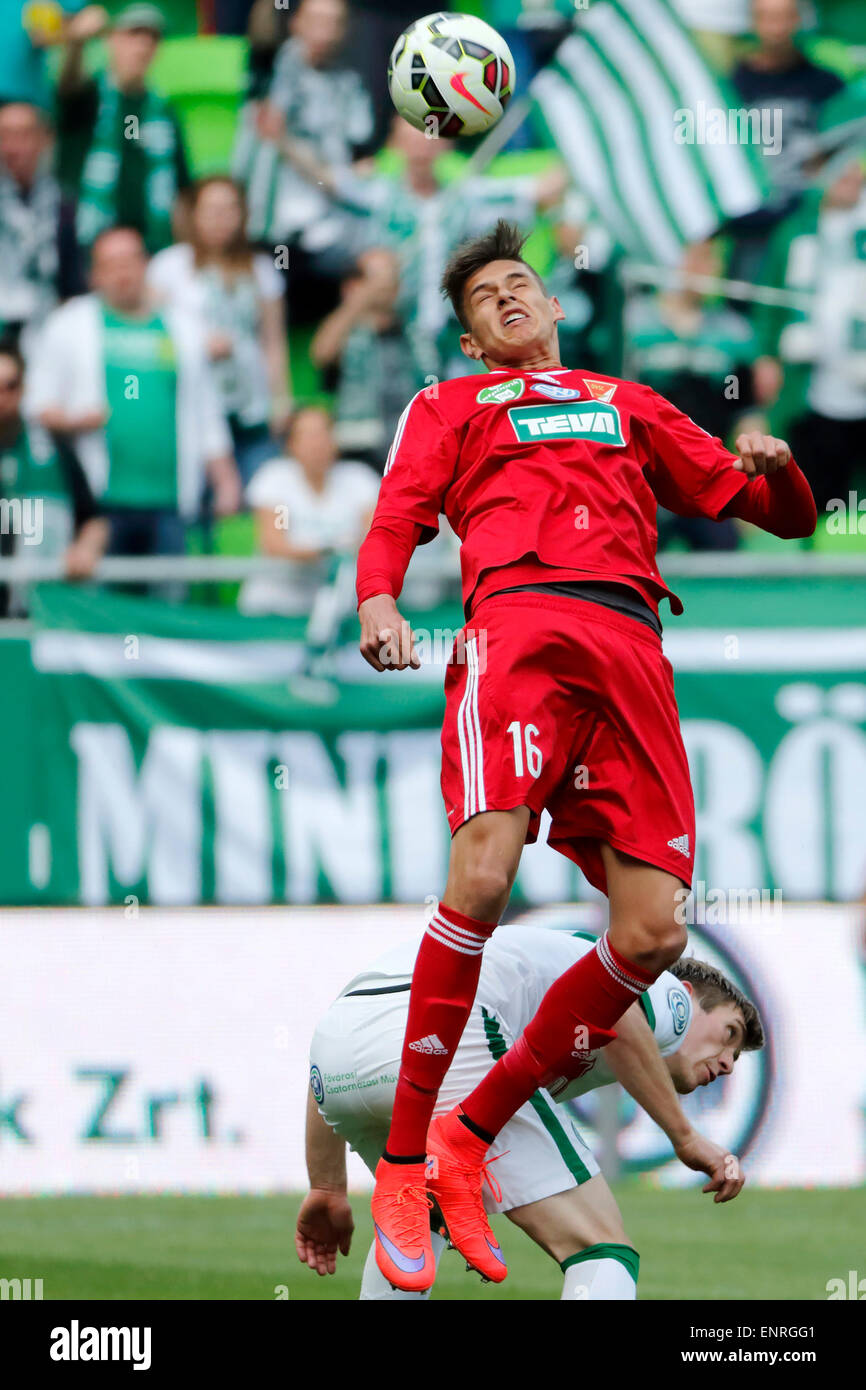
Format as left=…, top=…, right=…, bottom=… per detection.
left=310, top=987, right=599, bottom=1214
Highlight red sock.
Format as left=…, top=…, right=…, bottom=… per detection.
left=385, top=903, right=497, bottom=1158
left=462, top=932, right=656, bottom=1139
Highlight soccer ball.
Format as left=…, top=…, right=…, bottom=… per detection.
left=388, top=12, right=515, bottom=139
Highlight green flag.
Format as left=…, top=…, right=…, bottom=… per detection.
left=531, top=0, right=770, bottom=263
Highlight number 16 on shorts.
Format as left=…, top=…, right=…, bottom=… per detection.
left=507, top=721, right=543, bottom=778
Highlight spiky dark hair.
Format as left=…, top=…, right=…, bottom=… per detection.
left=670, top=956, right=764, bottom=1052
left=441, top=219, right=544, bottom=329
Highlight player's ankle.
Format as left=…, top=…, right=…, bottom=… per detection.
left=456, top=1107, right=495, bottom=1148
left=381, top=1150, right=426, bottom=1166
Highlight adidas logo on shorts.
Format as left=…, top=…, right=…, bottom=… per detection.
left=408, top=1034, right=448, bottom=1056
left=667, top=834, right=690, bottom=858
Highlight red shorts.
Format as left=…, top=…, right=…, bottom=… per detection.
left=440, top=591, right=695, bottom=894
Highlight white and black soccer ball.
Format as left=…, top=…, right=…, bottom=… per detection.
left=388, top=12, right=516, bottom=138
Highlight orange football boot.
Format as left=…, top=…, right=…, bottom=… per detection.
left=426, top=1109, right=507, bottom=1283
left=371, top=1157, right=435, bottom=1292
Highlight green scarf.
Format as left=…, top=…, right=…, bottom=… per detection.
left=76, top=75, right=178, bottom=252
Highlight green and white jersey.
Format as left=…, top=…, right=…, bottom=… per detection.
left=757, top=188, right=866, bottom=422
left=100, top=305, right=179, bottom=509
left=337, top=923, right=692, bottom=1103
left=334, top=321, right=428, bottom=457
left=804, top=195, right=866, bottom=418
left=625, top=298, right=758, bottom=386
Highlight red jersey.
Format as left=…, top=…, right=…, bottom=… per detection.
left=357, top=367, right=816, bottom=617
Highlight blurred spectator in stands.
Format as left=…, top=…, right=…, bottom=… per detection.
left=488, top=0, right=573, bottom=130
left=57, top=3, right=191, bottom=255
left=627, top=239, right=763, bottom=440
left=244, top=0, right=411, bottom=142
left=306, top=116, right=567, bottom=376
left=244, top=0, right=292, bottom=98
left=0, top=102, right=82, bottom=353
left=26, top=226, right=238, bottom=559
left=212, top=0, right=257, bottom=38
left=311, top=248, right=425, bottom=470
left=341, top=0, right=426, bottom=147
left=627, top=238, right=770, bottom=550
left=0, top=341, right=107, bottom=616
left=239, top=404, right=378, bottom=616
left=754, top=155, right=866, bottom=514
left=544, top=190, right=620, bottom=374
left=671, top=0, right=751, bottom=72
left=233, top=0, right=375, bottom=324
left=728, top=0, right=844, bottom=282
left=149, top=177, right=291, bottom=485
left=0, top=0, right=93, bottom=107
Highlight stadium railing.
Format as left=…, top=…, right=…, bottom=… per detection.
left=1, top=553, right=865, bottom=587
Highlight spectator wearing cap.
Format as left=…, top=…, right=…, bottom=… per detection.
left=0, top=102, right=82, bottom=353
left=25, top=226, right=239, bottom=559
left=57, top=3, right=191, bottom=254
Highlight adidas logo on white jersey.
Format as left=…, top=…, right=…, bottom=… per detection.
left=408, top=1034, right=448, bottom=1056
left=667, top=834, right=690, bottom=858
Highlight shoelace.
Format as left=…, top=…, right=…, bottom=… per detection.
left=382, top=1183, right=433, bottom=1247
left=436, top=1152, right=505, bottom=1238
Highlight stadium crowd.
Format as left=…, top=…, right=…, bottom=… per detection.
left=0, top=0, right=865, bottom=616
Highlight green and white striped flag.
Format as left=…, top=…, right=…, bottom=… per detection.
left=531, top=0, right=771, bottom=263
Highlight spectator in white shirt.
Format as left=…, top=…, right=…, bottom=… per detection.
left=26, top=225, right=239, bottom=556
left=239, top=404, right=379, bottom=616
left=149, top=177, right=292, bottom=484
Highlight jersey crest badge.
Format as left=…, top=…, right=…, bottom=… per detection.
left=477, top=378, right=525, bottom=404
left=530, top=381, right=584, bottom=401
left=583, top=378, right=618, bottom=404
left=667, top=986, right=690, bottom=1037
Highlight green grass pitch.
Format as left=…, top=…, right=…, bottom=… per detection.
left=1, top=1187, right=862, bottom=1300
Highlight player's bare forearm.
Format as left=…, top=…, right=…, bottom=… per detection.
left=605, top=1003, right=693, bottom=1149
left=305, top=1088, right=347, bottom=1192
left=296, top=1092, right=354, bottom=1275
left=607, top=1008, right=745, bottom=1203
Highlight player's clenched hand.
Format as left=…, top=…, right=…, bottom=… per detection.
left=674, top=1130, right=745, bottom=1203
left=295, top=1189, right=354, bottom=1276
left=359, top=594, right=420, bottom=672
left=732, top=432, right=791, bottom=477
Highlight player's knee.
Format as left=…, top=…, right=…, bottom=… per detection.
left=460, top=860, right=513, bottom=920
left=448, top=820, right=521, bottom=919
left=554, top=1219, right=629, bottom=1265
left=613, top=915, right=688, bottom=974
